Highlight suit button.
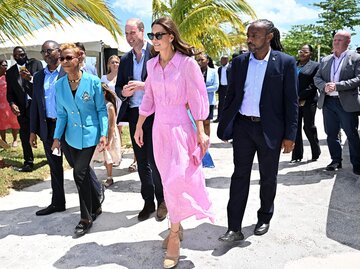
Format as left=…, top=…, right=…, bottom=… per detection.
left=74, top=123, right=77, bottom=127
left=71, top=111, right=74, bottom=114
left=77, top=112, right=80, bottom=114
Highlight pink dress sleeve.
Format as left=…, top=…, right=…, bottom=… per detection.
left=139, top=61, right=155, bottom=117
left=185, top=57, right=209, bottom=120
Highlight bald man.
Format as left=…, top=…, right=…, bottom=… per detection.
left=314, top=31, right=360, bottom=175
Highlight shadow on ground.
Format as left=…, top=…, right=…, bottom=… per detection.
left=0, top=206, right=141, bottom=239
left=53, top=223, right=254, bottom=269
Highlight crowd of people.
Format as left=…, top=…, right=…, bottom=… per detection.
left=1, top=15, right=360, bottom=269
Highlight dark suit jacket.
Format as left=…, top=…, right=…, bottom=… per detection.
left=115, top=42, right=153, bottom=122
left=217, top=50, right=299, bottom=149
left=297, top=60, right=319, bottom=104
left=30, top=66, right=66, bottom=141
left=6, top=58, right=43, bottom=114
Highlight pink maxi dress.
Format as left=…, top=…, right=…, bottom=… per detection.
left=139, top=51, right=215, bottom=223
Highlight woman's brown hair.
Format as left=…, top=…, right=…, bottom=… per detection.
left=101, top=83, right=117, bottom=112
left=150, top=17, right=195, bottom=57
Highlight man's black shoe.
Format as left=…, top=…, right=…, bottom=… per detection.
left=138, top=202, right=155, bottom=221
left=353, top=166, right=360, bottom=175
left=254, top=221, right=270, bottom=236
left=16, top=164, right=33, bottom=172
left=36, top=204, right=66, bottom=216
left=325, top=162, right=342, bottom=171
left=218, top=230, right=244, bottom=242
left=74, top=221, right=92, bottom=236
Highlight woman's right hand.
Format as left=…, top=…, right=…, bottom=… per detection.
left=51, top=139, right=60, bottom=152
left=134, top=125, right=144, bottom=148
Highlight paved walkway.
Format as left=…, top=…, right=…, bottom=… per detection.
left=0, top=111, right=359, bottom=269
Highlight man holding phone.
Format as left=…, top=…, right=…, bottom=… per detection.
left=115, top=18, right=167, bottom=222
left=6, top=46, right=43, bottom=172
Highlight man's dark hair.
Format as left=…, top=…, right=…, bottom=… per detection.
left=75, top=42, right=86, bottom=52
left=43, top=40, right=60, bottom=47
left=251, top=19, right=283, bottom=52
left=13, top=46, right=25, bottom=54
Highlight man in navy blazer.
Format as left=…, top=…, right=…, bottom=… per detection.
left=218, top=19, right=298, bottom=241
left=30, top=40, right=103, bottom=216
left=115, top=18, right=166, bottom=222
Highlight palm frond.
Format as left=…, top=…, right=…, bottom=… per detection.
left=0, top=0, right=122, bottom=43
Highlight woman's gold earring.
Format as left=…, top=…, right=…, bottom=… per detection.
left=171, top=42, right=175, bottom=51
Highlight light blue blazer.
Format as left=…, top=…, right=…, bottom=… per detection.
left=206, top=67, right=219, bottom=105
left=54, top=72, right=108, bottom=150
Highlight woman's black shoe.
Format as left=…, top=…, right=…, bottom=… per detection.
left=74, top=220, right=92, bottom=236
left=290, top=159, right=301, bottom=163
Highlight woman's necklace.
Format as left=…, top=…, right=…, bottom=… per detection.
left=68, top=77, right=81, bottom=83
left=68, top=72, right=82, bottom=83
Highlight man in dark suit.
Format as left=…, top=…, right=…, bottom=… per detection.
left=314, top=31, right=360, bottom=175
left=217, top=19, right=298, bottom=241
left=115, top=18, right=166, bottom=222
left=6, top=46, right=43, bottom=172
left=30, top=40, right=104, bottom=216
left=29, top=40, right=66, bottom=215
left=214, top=55, right=229, bottom=123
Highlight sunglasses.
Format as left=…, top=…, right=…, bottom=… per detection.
left=147, top=32, right=169, bottom=40
left=1, top=64, right=7, bottom=67
left=110, top=61, right=120, bottom=64
left=59, top=55, right=78, bottom=62
left=15, top=53, right=26, bottom=58
left=40, top=48, right=59, bottom=55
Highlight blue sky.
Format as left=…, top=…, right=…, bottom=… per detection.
left=110, top=0, right=360, bottom=48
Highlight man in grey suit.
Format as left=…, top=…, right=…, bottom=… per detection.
left=314, top=30, right=360, bottom=175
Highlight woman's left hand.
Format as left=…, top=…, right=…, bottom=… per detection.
left=197, top=131, right=210, bottom=156
left=98, top=136, right=107, bottom=152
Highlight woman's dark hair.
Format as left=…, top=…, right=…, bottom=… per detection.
left=150, top=17, right=195, bottom=57
left=203, top=54, right=214, bottom=68
left=302, top=44, right=314, bottom=53
left=251, top=19, right=283, bottom=52
left=101, top=83, right=117, bottom=112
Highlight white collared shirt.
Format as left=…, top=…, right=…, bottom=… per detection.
left=329, top=50, right=348, bottom=96
left=240, top=49, right=271, bottom=117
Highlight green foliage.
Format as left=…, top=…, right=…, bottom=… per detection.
left=282, top=0, right=360, bottom=59
left=152, top=0, right=256, bottom=58
left=0, top=0, right=122, bottom=43
left=0, top=127, right=132, bottom=197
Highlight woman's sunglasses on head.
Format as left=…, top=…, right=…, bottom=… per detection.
left=147, top=32, right=169, bottom=40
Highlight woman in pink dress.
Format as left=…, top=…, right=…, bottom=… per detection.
left=0, top=58, right=19, bottom=147
left=134, top=17, right=214, bottom=269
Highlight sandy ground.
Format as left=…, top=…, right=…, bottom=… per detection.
left=0, top=110, right=359, bottom=269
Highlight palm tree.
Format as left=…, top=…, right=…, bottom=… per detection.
left=152, top=0, right=256, bottom=57
left=0, top=0, right=122, bottom=43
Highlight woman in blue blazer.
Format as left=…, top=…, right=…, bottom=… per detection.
left=51, top=43, right=108, bottom=236
left=197, top=53, right=219, bottom=136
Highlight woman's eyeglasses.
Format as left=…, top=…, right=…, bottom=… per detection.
left=59, top=56, right=78, bottom=62
left=147, top=32, right=169, bottom=40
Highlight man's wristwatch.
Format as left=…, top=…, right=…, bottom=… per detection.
left=119, top=93, right=128, bottom=101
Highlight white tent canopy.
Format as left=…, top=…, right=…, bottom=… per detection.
left=0, top=17, right=130, bottom=74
